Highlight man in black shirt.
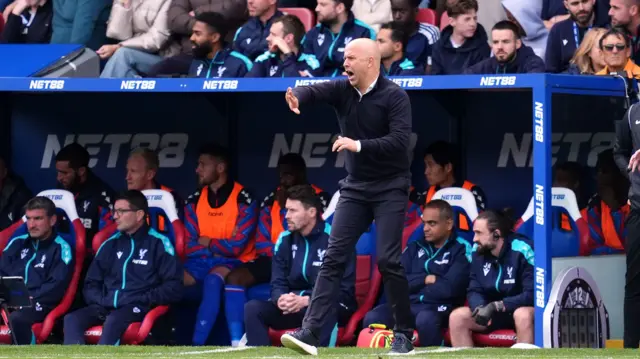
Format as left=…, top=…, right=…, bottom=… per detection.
left=281, top=38, right=415, bottom=355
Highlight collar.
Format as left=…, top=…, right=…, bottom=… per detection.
left=354, top=76, right=379, bottom=99
left=28, top=231, right=58, bottom=247
left=297, top=219, right=326, bottom=239
left=421, top=231, right=456, bottom=251
left=122, top=223, right=150, bottom=241
left=597, top=59, right=640, bottom=78
left=252, top=10, right=283, bottom=27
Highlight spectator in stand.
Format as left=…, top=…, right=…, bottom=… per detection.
left=298, top=0, right=376, bottom=77
left=543, top=0, right=610, bottom=30
left=147, top=0, right=247, bottom=77
left=0, top=0, right=52, bottom=44
left=390, top=0, right=439, bottom=71
left=582, top=149, right=630, bottom=255
left=1, top=197, right=73, bottom=345
left=0, top=155, right=32, bottom=231
left=545, top=0, right=609, bottom=73
left=233, top=0, right=283, bottom=61
left=188, top=12, right=253, bottom=78
left=244, top=185, right=356, bottom=347
left=377, top=21, right=425, bottom=75
left=610, top=0, right=640, bottom=64
left=596, top=27, right=640, bottom=78
left=246, top=14, right=309, bottom=77
left=363, top=200, right=471, bottom=347
left=223, top=153, right=330, bottom=347
left=431, top=0, right=490, bottom=75
left=502, top=0, right=549, bottom=59
left=183, top=144, right=258, bottom=346
left=63, top=190, right=183, bottom=345
left=566, top=27, right=606, bottom=74
left=476, top=0, right=506, bottom=37
left=125, top=147, right=184, bottom=226
left=464, top=20, right=544, bottom=74
left=49, top=0, right=111, bottom=51
left=554, top=160, right=587, bottom=209
left=352, top=0, right=391, bottom=33
left=98, top=0, right=180, bottom=78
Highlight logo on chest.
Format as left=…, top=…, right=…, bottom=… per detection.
left=434, top=252, right=450, bottom=265
left=208, top=211, right=224, bottom=217
left=132, top=249, right=149, bottom=266
left=504, top=266, right=516, bottom=284
left=317, top=34, right=325, bottom=46
left=34, top=254, right=46, bottom=268
left=483, top=262, right=491, bottom=276
left=21, top=248, right=29, bottom=259
left=313, top=249, right=326, bottom=267
left=291, top=244, right=298, bottom=259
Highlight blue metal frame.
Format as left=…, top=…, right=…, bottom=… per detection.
left=0, top=73, right=628, bottom=348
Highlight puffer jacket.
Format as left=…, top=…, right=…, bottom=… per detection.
left=106, top=0, right=180, bottom=57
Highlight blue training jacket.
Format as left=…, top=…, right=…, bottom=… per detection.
left=468, top=234, right=534, bottom=312
left=233, top=11, right=284, bottom=61
left=271, top=219, right=357, bottom=313
left=189, top=46, right=253, bottom=78
left=246, top=51, right=310, bottom=78
left=299, top=12, right=376, bottom=77
left=402, top=233, right=471, bottom=310
left=84, top=225, right=183, bottom=310
left=0, top=232, right=73, bottom=308
left=381, top=58, right=424, bottom=76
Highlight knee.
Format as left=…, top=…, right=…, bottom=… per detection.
left=8, top=310, right=27, bottom=325
left=513, top=307, right=534, bottom=329
left=362, top=310, right=377, bottom=327
left=376, top=255, right=400, bottom=274
left=110, top=47, right=134, bottom=63
left=204, top=273, right=224, bottom=288
left=415, top=311, right=437, bottom=330
left=449, top=307, right=472, bottom=329
left=244, top=300, right=263, bottom=321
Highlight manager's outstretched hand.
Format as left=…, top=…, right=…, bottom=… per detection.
left=285, top=87, right=300, bottom=114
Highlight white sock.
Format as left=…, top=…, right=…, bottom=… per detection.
left=231, top=340, right=240, bottom=347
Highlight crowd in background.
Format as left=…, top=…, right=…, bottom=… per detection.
left=0, top=0, right=639, bottom=78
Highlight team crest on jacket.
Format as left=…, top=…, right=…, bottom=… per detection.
left=269, top=66, right=278, bottom=76
left=317, top=34, right=325, bottom=46
left=196, top=64, right=203, bottom=76
left=483, top=262, right=491, bottom=276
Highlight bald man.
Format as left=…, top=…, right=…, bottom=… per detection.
left=282, top=38, right=415, bottom=355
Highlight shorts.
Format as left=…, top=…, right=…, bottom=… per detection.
left=487, top=312, right=516, bottom=332
left=235, top=256, right=272, bottom=284
left=184, top=256, right=242, bottom=282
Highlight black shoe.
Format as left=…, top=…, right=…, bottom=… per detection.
left=281, top=328, right=319, bottom=356
left=389, top=332, right=415, bottom=355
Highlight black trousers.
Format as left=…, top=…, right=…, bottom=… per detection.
left=625, top=209, right=640, bottom=347
left=301, top=176, right=415, bottom=337
left=8, top=306, right=49, bottom=344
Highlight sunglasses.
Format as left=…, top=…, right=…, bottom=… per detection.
left=603, top=44, right=627, bottom=52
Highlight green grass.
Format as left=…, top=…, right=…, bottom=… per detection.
left=0, top=346, right=637, bottom=359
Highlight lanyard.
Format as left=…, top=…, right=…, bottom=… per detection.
left=573, top=22, right=591, bottom=48
left=20, top=10, right=35, bottom=34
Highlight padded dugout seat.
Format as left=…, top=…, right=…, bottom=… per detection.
left=515, top=187, right=589, bottom=257
left=0, top=189, right=86, bottom=344
left=83, top=189, right=186, bottom=345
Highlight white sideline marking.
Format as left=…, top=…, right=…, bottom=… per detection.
left=177, top=347, right=252, bottom=355
left=414, top=347, right=468, bottom=354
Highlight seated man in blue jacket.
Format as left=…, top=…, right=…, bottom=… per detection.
left=1, top=196, right=73, bottom=345
left=449, top=210, right=535, bottom=347
left=299, top=0, right=376, bottom=77
left=464, top=21, right=545, bottom=75
left=63, top=190, right=183, bottom=345
left=189, top=12, right=253, bottom=78
left=363, top=200, right=471, bottom=346
left=244, top=184, right=357, bottom=347
left=247, top=15, right=311, bottom=78
left=377, top=21, right=424, bottom=76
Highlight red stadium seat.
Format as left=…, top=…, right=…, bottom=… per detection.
left=83, top=189, right=185, bottom=345
left=0, top=15, right=4, bottom=36
left=280, top=7, right=316, bottom=32
left=267, top=229, right=382, bottom=346
left=416, top=9, right=437, bottom=26
left=440, top=12, right=450, bottom=31
left=0, top=189, right=86, bottom=344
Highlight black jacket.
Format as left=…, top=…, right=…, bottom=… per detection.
left=291, top=75, right=412, bottom=183
left=0, top=0, right=53, bottom=44
left=464, top=45, right=545, bottom=75
left=614, top=104, right=640, bottom=210
left=0, top=174, right=32, bottom=231
left=431, top=24, right=490, bottom=75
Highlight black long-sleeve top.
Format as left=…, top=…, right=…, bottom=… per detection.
left=613, top=104, right=640, bottom=209
left=291, top=76, right=412, bottom=182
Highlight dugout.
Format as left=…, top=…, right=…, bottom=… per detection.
left=0, top=51, right=630, bottom=346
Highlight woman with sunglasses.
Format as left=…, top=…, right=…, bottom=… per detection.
left=566, top=27, right=606, bottom=75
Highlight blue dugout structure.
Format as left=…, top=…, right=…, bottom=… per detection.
left=0, top=73, right=628, bottom=347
